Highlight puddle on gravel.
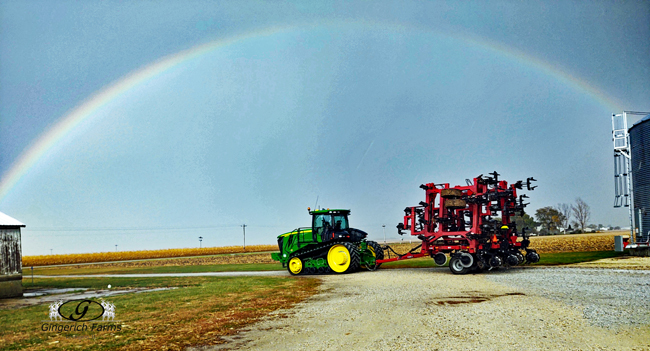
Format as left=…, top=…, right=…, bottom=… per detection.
left=431, top=292, right=526, bottom=306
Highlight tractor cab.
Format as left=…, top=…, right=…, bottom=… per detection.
left=309, top=208, right=366, bottom=242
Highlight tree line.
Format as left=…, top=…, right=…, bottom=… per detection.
left=513, top=198, right=614, bottom=235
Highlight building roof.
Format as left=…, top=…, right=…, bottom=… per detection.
left=0, top=212, right=25, bottom=227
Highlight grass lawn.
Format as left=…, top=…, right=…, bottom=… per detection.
left=381, top=257, right=441, bottom=269
left=31, top=262, right=283, bottom=276
left=2, top=276, right=318, bottom=351
left=531, top=250, right=627, bottom=266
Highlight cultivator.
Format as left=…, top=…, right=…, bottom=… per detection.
left=377, top=172, right=540, bottom=274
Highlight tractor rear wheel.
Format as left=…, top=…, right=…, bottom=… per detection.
left=366, top=241, right=384, bottom=269
left=327, top=242, right=360, bottom=273
left=449, top=256, right=470, bottom=275
left=288, top=257, right=303, bottom=275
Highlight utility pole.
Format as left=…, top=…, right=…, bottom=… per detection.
left=50, top=249, right=53, bottom=255
left=115, top=244, right=118, bottom=252
left=241, top=224, right=247, bottom=251
left=199, top=236, right=203, bottom=248
left=382, top=224, right=386, bottom=244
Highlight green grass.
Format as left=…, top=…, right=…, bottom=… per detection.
left=380, top=257, right=443, bottom=269
left=531, top=250, right=627, bottom=265
left=31, top=262, right=283, bottom=276
left=4, top=276, right=318, bottom=350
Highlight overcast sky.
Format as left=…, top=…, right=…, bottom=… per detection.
left=1, top=1, right=649, bottom=255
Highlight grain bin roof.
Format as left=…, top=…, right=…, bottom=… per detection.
left=630, top=113, right=650, bottom=130
left=0, top=212, right=25, bottom=227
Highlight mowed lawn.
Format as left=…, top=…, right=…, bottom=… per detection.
left=1, top=276, right=319, bottom=351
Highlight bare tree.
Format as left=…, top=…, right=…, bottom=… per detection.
left=572, top=198, right=591, bottom=233
left=555, top=203, right=572, bottom=233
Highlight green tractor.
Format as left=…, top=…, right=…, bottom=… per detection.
left=271, top=208, right=384, bottom=275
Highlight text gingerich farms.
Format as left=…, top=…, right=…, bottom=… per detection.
left=41, top=323, right=122, bottom=332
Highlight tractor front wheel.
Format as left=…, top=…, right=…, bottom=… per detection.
left=327, top=242, right=360, bottom=273
left=288, top=257, right=303, bottom=275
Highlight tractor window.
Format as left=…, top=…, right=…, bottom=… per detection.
left=314, top=214, right=332, bottom=229
left=313, top=213, right=349, bottom=238
left=332, top=215, right=348, bottom=230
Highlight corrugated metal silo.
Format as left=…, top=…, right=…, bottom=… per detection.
left=629, top=114, right=650, bottom=243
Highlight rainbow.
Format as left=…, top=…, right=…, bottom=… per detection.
left=0, top=20, right=622, bottom=203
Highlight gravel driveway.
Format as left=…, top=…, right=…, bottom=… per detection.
left=196, top=268, right=650, bottom=351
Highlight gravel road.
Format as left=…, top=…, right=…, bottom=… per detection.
left=486, top=267, right=650, bottom=328
left=196, top=268, right=650, bottom=351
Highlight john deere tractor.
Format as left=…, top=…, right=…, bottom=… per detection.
left=271, top=209, right=383, bottom=275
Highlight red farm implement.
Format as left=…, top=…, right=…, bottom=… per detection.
left=377, top=172, right=540, bottom=274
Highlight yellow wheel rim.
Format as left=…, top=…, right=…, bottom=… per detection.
left=288, top=257, right=302, bottom=274
left=327, top=244, right=351, bottom=273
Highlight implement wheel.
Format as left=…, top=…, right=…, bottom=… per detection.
left=449, top=256, right=470, bottom=275
left=288, top=257, right=303, bottom=275
left=327, top=242, right=360, bottom=273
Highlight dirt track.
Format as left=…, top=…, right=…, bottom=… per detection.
left=196, top=268, right=650, bottom=351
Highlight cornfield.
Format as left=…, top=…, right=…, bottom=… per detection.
left=529, top=232, right=625, bottom=253
left=22, top=245, right=277, bottom=267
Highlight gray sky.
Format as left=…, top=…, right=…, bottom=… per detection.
left=1, top=1, right=648, bottom=255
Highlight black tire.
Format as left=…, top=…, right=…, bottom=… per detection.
left=367, top=240, right=384, bottom=269
left=449, top=256, right=470, bottom=275
left=345, top=242, right=361, bottom=273
left=327, top=242, right=360, bottom=274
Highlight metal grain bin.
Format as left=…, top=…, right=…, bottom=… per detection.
left=0, top=212, right=25, bottom=298
left=629, top=114, right=650, bottom=244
